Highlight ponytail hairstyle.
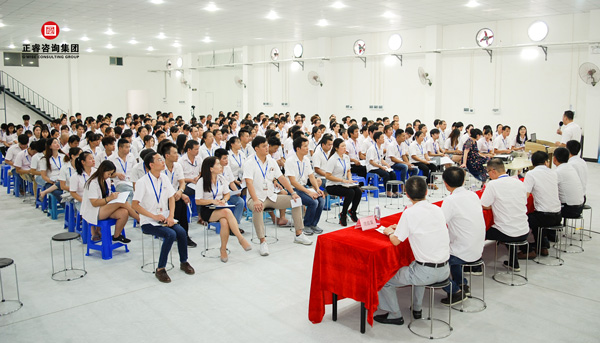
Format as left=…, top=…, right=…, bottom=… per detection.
left=329, top=138, right=345, bottom=159
left=226, top=136, right=240, bottom=151
left=86, top=160, right=116, bottom=198
left=64, top=147, right=82, bottom=163
left=201, top=156, right=218, bottom=193
left=75, top=151, right=92, bottom=175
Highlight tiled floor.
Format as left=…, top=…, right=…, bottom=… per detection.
left=1, top=164, right=599, bottom=342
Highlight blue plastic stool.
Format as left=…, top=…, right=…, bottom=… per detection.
left=352, top=174, right=366, bottom=186
left=47, top=193, right=65, bottom=220
left=65, top=201, right=75, bottom=231
left=5, top=170, right=15, bottom=194
left=13, top=173, right=26, bottom=197
left=324, top=194, right=341, bottom=211
left=75, top=211, right=84, bottom=241
left=35, top=184, right=49, bottom=211
left=365, top=173, right=382, bottom=197
left=84, top=218, right=130, bottom=260
left=1, top=164, right=10, bottom=186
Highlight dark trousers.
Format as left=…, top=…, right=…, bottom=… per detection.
left=413, top=162, right=437, bottom=183
left=561, top=203, right=583, bottom=219
left=521, top=211, right=561, bottom=252
left=174, top=198, right=189, bottom=232
left=141, top=223, right=188, bottom=269
left=369, top=168, right=397, bottom=192
left=486, top=227, right=529, bottom=268
left=326, top=185, right=362, bottom=215
left=351, top=164, right=367, bottom=179
left=182, top=185, right=196, bottom=237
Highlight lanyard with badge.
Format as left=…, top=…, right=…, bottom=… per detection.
left=373, top=142, right=380, bottom=161
left=255, top=156, right=269, bottom=190
left=148, top=174, right=164, bottom=213
left=164, top=168, right=175, bottom=185
left=51, top=156, right=62, bottom=170
left=232, top=152, right=242, bottom=169
left=118, top=158, right=127, bottom=174
left=211, top=180, right=220, bottom=199
left=338, top=157, right=347, bottom=177
left=297, top=160, right=305, bottom=181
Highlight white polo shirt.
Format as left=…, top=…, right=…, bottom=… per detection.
left=425, top=139, right=441, bottom=155
left=13, top=149, right=35, bottom=171
left=228, top=150, right=245, bottom=180
left=394, top=200, right=450, bottom=264
left=568, top=156, right=588, bottom=195
left=493, top=135, right=512, bottom=151
left=441, top=187, right=485, bottom=262
left=283, top=137, right=294, bottom=157
left=240, top=144, right=254, bottom=158
left=555, top=163, right=584, bottom=206
left=58, top=163, right=76, bottom=188
left=163, top=162, right=184, bottom=189
left=199, top=143, right=217, bottom=160
left=242, top=155, right=282, bottom=202
left=561, top=122, right=582, bottom=145
left=345, top=139, right=360, bottom=163
left=195, top=175, right=230, bottom=202
left=31, top=152, right=44, bottom=171
left=325, top=153, right=352, bottom=186
left=285, top=153, right=313, bottom=187
left=524, top=165, right=561, bottom=213
left=81, top=178, right=111, bottom=225
left=458, top=134, right=470, bottom=151
left=386, top=141, right=406, bottom=164
left=308, top=136, right=320, bottom=153
left=366, top=144, right=385, bottom=172
left=178, top=153, right=201, bottom=181
left=133, top=172, right=176, bottom=226
left=95, top=150, right=114, bottom=167
left=360, top=137, right=374, bottom=155
left=444, top=138, right=459, bottom=151
left=312, top=146, right=330, bottom=172
left=480, top=175, right=529, bottom=237
left=39, top=154, right=65, bottom=182
left=130, top=137, right=144, bottom=157
left=408, top=141, right=427, bottom=164
left=109, top=153, right=136, bottom=187
left=69, top=169, right=95, bottom=199
left=5, top=144, right=24, bottom=163
left=221, top=165, right=235, bottom=185
left=477, top=138, right=494, bottom=154
left=130, top=162, right=148, bottom=183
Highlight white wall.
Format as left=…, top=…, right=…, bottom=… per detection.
left=0, top=90, right=49, bottom=125
left=1, top=11, right=599, bottom=158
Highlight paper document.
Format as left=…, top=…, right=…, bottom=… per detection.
left=209, top=204, right=236, bottom=209
left=290, top=197, right=303, bottom=208
left=438, top=156, right=453, bottom=165
left=230, top=189, right=242, bottom=196
left=342, top=182, right=359, bottom=188
left=108, top=191, right=129, bottom=204
left=186, top=183, right=196, bottom=190
left=375, top=227, right=386, bottom=234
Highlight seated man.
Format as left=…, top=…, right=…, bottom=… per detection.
left=409, top=131, right=438, bottom=187
left=386, top=128, right=417, bottom=185
left=518, top=151, right=561, bottom=259
left=440, top=167, right=485, bottom=305
left=375, top=176, right=450, bottom=325
left=553, top=147, right=584, bottom=219
left=481, top=158, right=529, bottom=271
left=132, top=151, right=195, bottom=283
left=367, top=131, right=399, bottom=197
left=566, top=140, right=588, bottom=203
left=285, top=136, right=325, bottom=236
left=244, top=136, right=312, bottom=256
left=109, top=138, right=137, bottom=202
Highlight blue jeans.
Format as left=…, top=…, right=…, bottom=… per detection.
left=443, top=255, right=469, bottom=294
left=228, top=195, right=245, bottom=224
left=141, top=223, right=188, bottom=269
left=295, top=188, right=325, bottom=227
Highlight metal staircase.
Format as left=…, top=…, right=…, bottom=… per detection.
left=0, top=70, right=66, bottom=122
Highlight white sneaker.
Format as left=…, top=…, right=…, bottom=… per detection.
left=259, top=242, right=270, bottom=256
left=294, top=233, right=313, bottom=245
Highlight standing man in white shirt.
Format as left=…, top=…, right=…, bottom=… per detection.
left=553, top=147, right=584, bottom=219
left=566, top=140, right=588, bottom=202
left=556, top=110, right=582, bottom=147
left=481, top=158, right=529, bottom=271
left=439, top=167, right=485, bottom=305
left=375, top=176, right=450, bottom=325
left=285, top=137, right=325, bottom=236
left=493, top=126, right=513, bottom=154
left=132, top=151, right=195, bottom=283
left=517, top=151, right=561, bottom=259
left=244, top=136, right=311, bottom=256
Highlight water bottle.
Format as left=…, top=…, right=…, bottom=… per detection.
left=527, top=150, right=532, bottom=160
left=374, top=205, right=381, bottom=225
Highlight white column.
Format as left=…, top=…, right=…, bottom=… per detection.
left=242, top=45, right=250, bottom=114
left=424, top=25, right=443, bottom=124
left=583, top=10, right=600, bottom=160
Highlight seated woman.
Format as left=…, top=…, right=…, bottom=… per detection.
left=513, top=125, right=528, bottom=152
left=70, top=151, right=101, bottom=240
left=58, top=147, right=82, bottom=193
left=477, top=127, right=495, bottom=159
left=38, top=138, right=66, bottom=200
left=444, top=129, right=463, bottom=164
left=461, top=128, right=489, bottom=182
left=80, top=160, right=139, bottom=243
left=325, top=138, right=362, bottom=226
left=143, top=135, right=156, bottom=151
left=195, top=156, right=251, bottom=262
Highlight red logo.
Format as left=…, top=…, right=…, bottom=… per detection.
left=41, top=21, right=59, bottom=40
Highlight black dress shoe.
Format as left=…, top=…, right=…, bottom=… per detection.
left=373, top=313, right=404, bottom=325
left=187, top=237, right=197, bottom=248
left=412, top=309, right=422, bottom=319
left=112, top=235, right=131, bottom=244
left=339, top=213, right=348, bottom=226
left=348, top=209, right=359, bottom=223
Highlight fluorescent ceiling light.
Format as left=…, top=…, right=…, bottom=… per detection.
left=129, top=39, right=138, bottom=44
left=151, top=0, right=164, bottom=4
left=0, top=23, right=5, bottom=28
left=266, top=10, right=279, bottom=20
left=23, top=39, right=30, bottom=44
left=528, top=21, right=549, bottom=42
left=106, top=44, right=114, bottom=49
left=172, top=41, right=181, bottom=47
left=147, top=46, right=155, bottom=51
left=317, top=19, right=329, bottom=26
left=382, top=11, right=396, bottom=18
left=202, top=36, right=212, bottom=43
left=204, top=2, right=219, bottom=11
left=86, top=48, right=93, bottom=52
left=157, top=32, right=166, bottom=39
left=331, top=1, right=346, bottom=9
left=465, top=1, right=480, bottom=7
left=62, top=27, right=71, bottom=32
left=104, top=29, right=115, bottom=35
left=81, top=36, right=90, bottom=41
left=8, top=44, right=15, bottom=49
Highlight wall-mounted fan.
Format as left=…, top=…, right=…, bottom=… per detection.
left=308, top=71, right=323, bottom=87
left=234, top=76, right=246, bottom=88
left=579, top=62, right=598, bottom=87
left=418, top=67, right=432, bottom=86
left=270, top=48, right=279, bottom=61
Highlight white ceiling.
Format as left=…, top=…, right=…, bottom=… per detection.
left=1, top=0, right=599, bottom=57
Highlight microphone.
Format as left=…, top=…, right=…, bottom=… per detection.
left=558, top=121, right=563, bottom=127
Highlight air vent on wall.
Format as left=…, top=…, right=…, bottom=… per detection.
left=109, top=56, right=123, bottom=66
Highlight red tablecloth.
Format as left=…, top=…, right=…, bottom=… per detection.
left=308, top=190, right=534, bottom=326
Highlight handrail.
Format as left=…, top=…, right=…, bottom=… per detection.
left=0, top=70, right=67, bottom=119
